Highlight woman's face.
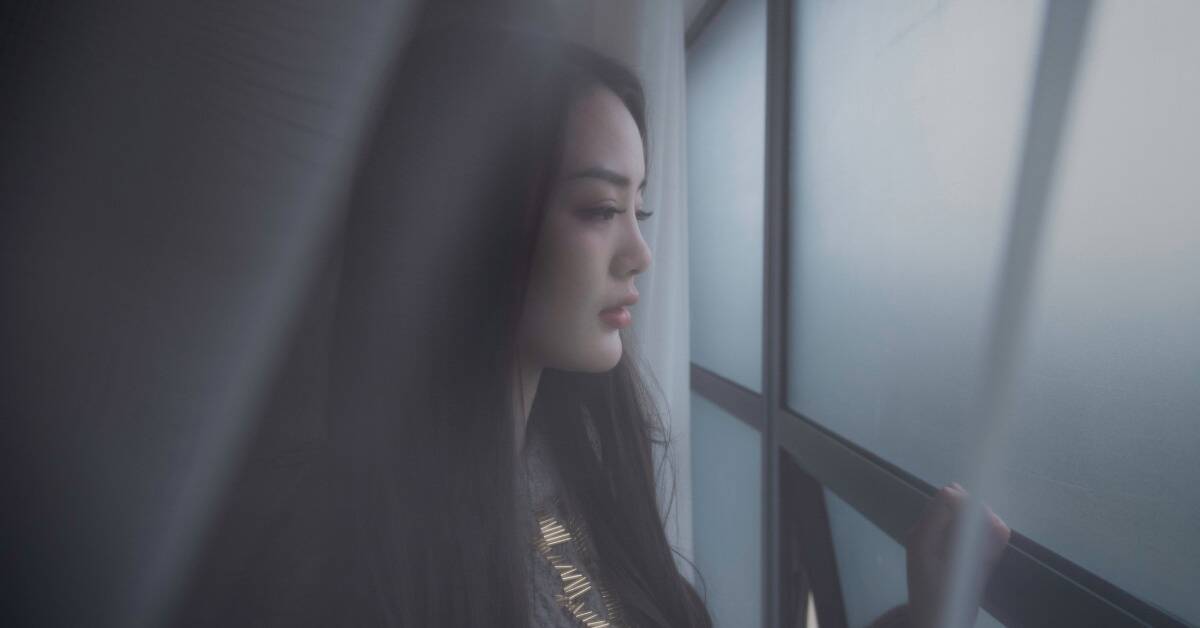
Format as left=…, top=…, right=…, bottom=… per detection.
left=517, top=84, right=652, bottom=373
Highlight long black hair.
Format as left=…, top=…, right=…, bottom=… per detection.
left=326, top=21, right=712, bottom=628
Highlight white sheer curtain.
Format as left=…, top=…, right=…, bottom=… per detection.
left=555, top=0, right=697, bottom=583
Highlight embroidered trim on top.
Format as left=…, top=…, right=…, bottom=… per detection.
left=533, top=498, right=626, bottom=627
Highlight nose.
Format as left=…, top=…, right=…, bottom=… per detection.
left=614, top=216, right=653, bottom=278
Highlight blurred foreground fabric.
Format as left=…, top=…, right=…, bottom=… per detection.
left=0, top=2, right=692, bottom=627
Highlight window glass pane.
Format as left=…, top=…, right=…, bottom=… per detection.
left=789, top=1, right=1200, bottom=622
left=824, top=490, right=1003, bottom=628
left=686, top=0, right=765, bottom=392
left=691, top=393, right=762, bottom=628
left=996, top=3, right=1200, bottom=620
left=786, top=0, right=1043, bottom=478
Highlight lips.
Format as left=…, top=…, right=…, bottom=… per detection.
left=600, top=291, right=638, bottom=328
left=599, top=306, right=632, bottom=329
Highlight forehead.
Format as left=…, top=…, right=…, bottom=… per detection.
left=558, top=86, right=645, bottom=185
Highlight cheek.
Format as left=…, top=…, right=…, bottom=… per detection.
left=520, top=220, right=618, bottom=366
left=533, top=223, right=603, bottom=319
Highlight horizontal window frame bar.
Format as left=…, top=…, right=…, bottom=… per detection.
left=690, top=362, right=1190, bottom=628
left=690, top=363, right=764, bottom=432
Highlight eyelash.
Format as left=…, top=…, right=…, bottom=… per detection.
left=582, top=207, right=654, bottom=222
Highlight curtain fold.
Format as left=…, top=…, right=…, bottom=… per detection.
left=1, top=3, right=417, bottom=626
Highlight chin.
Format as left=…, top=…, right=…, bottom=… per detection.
left=594, top=332, right=624, bottom=371
left=561, top=334, right=623, bottom=373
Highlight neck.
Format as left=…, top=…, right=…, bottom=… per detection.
left=513, top=358, right=542, bottom=456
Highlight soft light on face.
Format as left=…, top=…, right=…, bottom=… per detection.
left=517, top=85, right=652, bottom=373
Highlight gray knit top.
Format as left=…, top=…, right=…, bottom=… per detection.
left=516, top=427, right=626, bottom=627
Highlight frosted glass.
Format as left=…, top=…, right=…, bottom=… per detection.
left=996, top=2, right=1200, bottom=620
left=787, top=0, right=1043, bottom=478
left=789, top=1, right=1200, bottom=622
left=691, top=393, right=762, bottom=628
left=825, top=490, right=1004, bottom=628
left=686, top=0, right=765, bottom=392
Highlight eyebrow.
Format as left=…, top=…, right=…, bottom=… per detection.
left=563, top=166, right=647, bottom=192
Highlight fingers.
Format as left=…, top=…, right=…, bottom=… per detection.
left=908, top=483, right=1011, bottom=564
left=983, top=506, right=1012, bottom=565
left=987, top=507, right=1011, bottom=544
left=907, top=484, right=965, bottom=562
left=905, top=483, right=1012, bottom=628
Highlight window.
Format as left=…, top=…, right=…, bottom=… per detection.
left=688, top=0, right=1195, bottom=626
left=687, top=1, right=768, bottom=626
left=687, top=0, right=766, bottom=394
left=787, top=2, right=1199, bottom=622
left=692, top=393, right=764, bottom=628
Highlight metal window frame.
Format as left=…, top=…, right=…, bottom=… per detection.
left=692, top=364, right=1190, bottom=628
left=686, top=0, right=1194, bottom=626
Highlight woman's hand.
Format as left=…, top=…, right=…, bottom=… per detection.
left=904, top=483, right=1011, bottom=628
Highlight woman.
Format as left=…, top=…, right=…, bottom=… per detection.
left=325, top=20, right=1007, bottom=628
left=327, top=21, right=702, bottom=627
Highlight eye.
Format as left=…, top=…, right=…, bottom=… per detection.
left=636, top=210, right=654, bottom=222
left=580, top=206, right=624, bottom=221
